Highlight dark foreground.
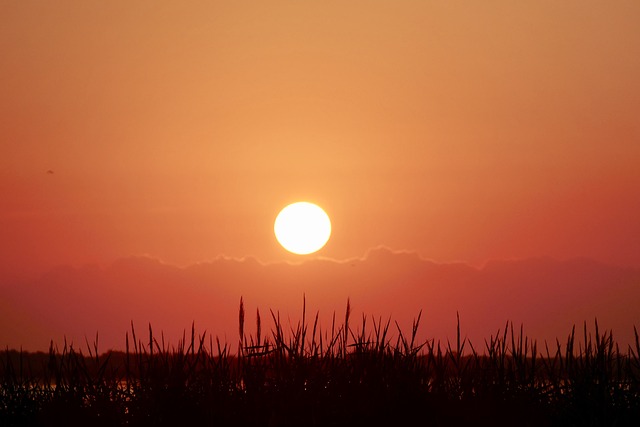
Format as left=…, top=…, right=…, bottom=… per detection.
left=2, top=301, right=639, bottom=426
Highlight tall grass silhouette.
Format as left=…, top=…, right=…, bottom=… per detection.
left=2, top=297, right=639, bottom=426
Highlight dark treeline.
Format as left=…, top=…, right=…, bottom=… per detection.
left=2, top=300, right=640, bottom=426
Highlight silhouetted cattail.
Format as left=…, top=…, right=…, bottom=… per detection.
left=239, top=297, right=245, bottom=354
left=256, top=308, right=261, bottom=347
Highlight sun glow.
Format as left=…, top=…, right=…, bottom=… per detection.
left=274, top=202, right=331, bottom=255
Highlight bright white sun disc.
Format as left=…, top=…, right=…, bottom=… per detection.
left=274, top=202, right=331, bottom=255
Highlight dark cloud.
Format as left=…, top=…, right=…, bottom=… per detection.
left=2, top=248, right=639, bottom=352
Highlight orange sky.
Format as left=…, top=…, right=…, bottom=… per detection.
left=2, top=0, right=640, bottom=279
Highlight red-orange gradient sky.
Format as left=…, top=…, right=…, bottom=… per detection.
left=2, top=1, right=640, bottom=277
left=0, top=0, right=640, bottom=349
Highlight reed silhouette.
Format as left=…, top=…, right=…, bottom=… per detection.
left=1, top=298, right=639, bottom=426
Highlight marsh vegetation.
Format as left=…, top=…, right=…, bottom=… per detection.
left=2, top=298, right=639, bottom=426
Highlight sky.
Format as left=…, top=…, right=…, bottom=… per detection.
left=3, top=250, right=640, bottom=351
left=1, top=1, right=639, bottom=350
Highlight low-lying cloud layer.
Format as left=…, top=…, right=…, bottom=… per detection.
left=2, top=247, right=639, bottom=352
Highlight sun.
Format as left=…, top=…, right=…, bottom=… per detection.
left=274, top=202, right=331, bottom=255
